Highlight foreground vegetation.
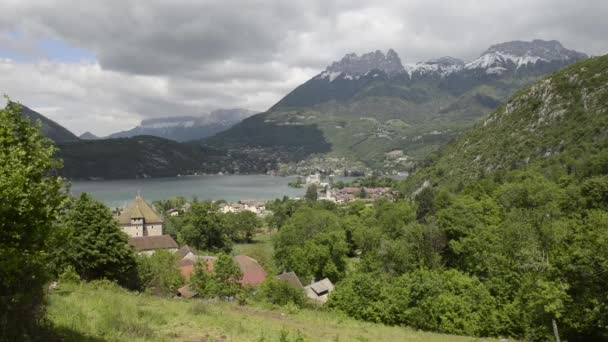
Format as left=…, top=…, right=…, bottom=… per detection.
left=48, top=281, right=493, bottom=342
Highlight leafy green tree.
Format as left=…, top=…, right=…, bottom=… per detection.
left=224, top=211, right=260, bottom=243
left=0, top=101, right=66, bottom=339
left=191, top=254, right=242, bottom=298
left=56, top=193, right=139, bottom=288
left=265, top=197, right=302, bottom=230
left=274, top=208, right=348, bottom=282
left=415, top=186, right=435, bottom=222
left=177, top=201, right=233, bottom=252
left=136, top=251, right=184, bottom=295
left=305, top=184, right=318, bottom=201
left=153, top=196, right=187, bottom=216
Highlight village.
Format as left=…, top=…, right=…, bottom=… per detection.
left=116, top=179, right=395, bottom=305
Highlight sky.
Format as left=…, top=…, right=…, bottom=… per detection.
left=0, top=0, right=607, bottom=136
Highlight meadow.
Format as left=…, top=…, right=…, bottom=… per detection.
left=47, top=281, right=496, bottom=342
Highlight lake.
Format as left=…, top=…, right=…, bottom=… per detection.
left=71, top=175, right=356, bottom=208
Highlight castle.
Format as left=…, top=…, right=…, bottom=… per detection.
left=117, top=196, right=163, bottom=237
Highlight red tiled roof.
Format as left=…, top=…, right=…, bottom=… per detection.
left=234, top=255, right=267, bottom=286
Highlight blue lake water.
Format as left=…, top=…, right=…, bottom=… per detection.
left=70, top=175, right=357, bottom=208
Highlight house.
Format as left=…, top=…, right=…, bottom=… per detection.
left=277, top=271, right=304, bottom=289
left=176, top=254, right=266, bottom=287
left=177, top=257, right=218, bottom=281
left=239, top=200, right=266, bottom=215
left=128, top=235, right=178, bottom=255
left=233, top=255, right=267, bottom=286
left=303, top=278, right=335, bottom=304
left=220, top=201, right=267, bottom=216
left=175, top=245, right=198, bottom=262
left=167, top=208, right=180, bottom=217
left=118, top=195, right=163, bottom=237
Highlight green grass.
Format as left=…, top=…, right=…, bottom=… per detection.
left=47, top=281, right=497, bottom=341
left=233, top=230, right=276, bottom=272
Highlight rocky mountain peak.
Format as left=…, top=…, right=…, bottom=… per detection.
left=483, top=39, right=587, bottom=61
left=426, top=56, right=465, bottom=67
left=325, top=49, right=405, bottom=76
left=465, top=39, right=588, bottom=72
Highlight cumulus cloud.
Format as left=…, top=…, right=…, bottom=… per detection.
left=0, top=0, right=607, bottom=135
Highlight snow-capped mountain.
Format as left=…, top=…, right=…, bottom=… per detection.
left=217, top=39, right=588, bottom=169
left=313, top=40, right=587, bottom=83
left=108, top=108, right=257, bottom=142
left=464, top=40, right=588, bottom=74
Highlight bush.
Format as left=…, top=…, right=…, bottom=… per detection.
left=55, top=193, right=140, bottom=289
left=136, top=251, right=184, bottom=295
left=383, top=269, right=499, bottom=337
left=258, top=278, right=307, bottom=307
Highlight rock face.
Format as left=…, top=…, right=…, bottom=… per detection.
left=108, top=108, right=256, bottom=142
left=316, top=40, right=588, bottom=82
left=324, top=49, right=405, bottom=77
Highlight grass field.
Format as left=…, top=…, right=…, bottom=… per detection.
left=233, top=230, right=276, bottom=272
left=47, top=281, right=497, bottom=342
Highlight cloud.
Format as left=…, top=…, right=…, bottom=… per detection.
left=0, top=0, right=607, bottom=135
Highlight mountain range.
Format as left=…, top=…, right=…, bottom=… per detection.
left=210, top=40, right=588, bottom=169
left=107, top=108, right=256, bottom=142
left=9, top=39, right=595, bottom=179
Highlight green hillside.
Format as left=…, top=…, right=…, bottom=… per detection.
left=56, top=136, right=276, bottom=180
left=211, top=74, right=542, bottom=169
left=9, top=101, right=79, bottom=143
left=406, top=55, right=608, bottom=191
left=48, top=281, right=494, bottom=342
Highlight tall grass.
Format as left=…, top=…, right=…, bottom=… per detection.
left=47, top=280, right=497, bottom=341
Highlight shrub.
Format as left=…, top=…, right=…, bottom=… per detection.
left=136, top=251, right=184, bottom=295
left=259, top=278, right=307, bottom=307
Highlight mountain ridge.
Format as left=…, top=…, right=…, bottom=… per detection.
left=212, top=39, right=588, bottom=170
left=108, top=108, right=256, bottom=142
left=7, top=102, right=80, bottom=143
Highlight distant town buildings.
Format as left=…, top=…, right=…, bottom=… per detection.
left=329, top=187, right=393, bottom=203
left=220, top=200, right=267, bottom=216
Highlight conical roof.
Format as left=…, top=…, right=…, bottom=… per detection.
left=118, top=196, right=163, bottom=225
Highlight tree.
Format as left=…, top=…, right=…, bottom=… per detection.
left=56, top=193, right=139, bottom=288
left=274, top=208, right=348, bottom=282
left=224, top=211, right=259, bottom=243
left=176, top=201, right=233, bottom=252
left=191, top=254, right=242, bottom=298
left=358, top=187, right=368, bottom=199
left=305, top=184, right=318, bottom=201
left=136, top=251, right=184, bottom=295
left=0, top=101, right=66, bottom=339
left=415, top=186, right=435, bottom=222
